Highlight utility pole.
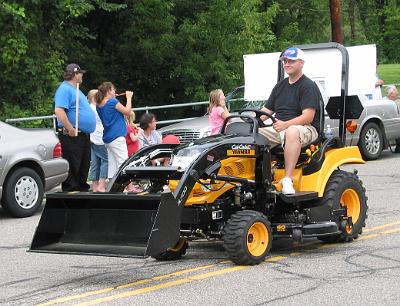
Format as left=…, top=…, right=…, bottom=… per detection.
left=330, top=0, right=344, bottom=44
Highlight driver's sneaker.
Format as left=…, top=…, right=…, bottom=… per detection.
left=281, top=177, right=295, bottom=195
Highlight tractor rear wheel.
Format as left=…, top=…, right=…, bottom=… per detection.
left=318, top=170, right=368, bottom=243
left=223, top=210, right=272, bottom=265
left=152, top=238, right=188, bottom=261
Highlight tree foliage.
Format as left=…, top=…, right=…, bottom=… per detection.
left=0, top=0, right=398, bottom=122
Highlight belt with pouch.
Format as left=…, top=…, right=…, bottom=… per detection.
left=57, top=127, right=88, bottom=136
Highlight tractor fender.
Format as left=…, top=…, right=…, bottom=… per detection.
left=300, top=146, right=364, bottom=197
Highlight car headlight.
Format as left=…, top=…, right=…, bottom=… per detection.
left=199, top=127, right=211, bottom=138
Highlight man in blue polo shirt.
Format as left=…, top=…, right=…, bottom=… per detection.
left=54, top=63, right=95, bottom=191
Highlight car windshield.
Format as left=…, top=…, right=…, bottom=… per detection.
left=226, top=86, right=266, bottom=111
left=174, top=141, right=216, bottom=157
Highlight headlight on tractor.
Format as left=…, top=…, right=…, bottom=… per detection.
left=171, top=153, right=201, bottom=171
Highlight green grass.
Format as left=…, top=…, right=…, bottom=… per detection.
left=378, top=64, right=400, bottom=85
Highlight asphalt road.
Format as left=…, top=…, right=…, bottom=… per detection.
left=1, top=150, right=400, bottom=306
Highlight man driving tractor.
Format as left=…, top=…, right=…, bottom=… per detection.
left=259, top=47, right=321, bottom=194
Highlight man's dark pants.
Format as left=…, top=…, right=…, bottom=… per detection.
left=396, top=138, right=400, bottom=153
left=58, top=132, right=91, bottom=191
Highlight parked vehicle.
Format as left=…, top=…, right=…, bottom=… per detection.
left=160, top=85, right=400, bottom=160
left=0, top=121, right=69, bottom=217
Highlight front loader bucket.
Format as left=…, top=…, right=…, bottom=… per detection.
left=29, top=192, right=181, bottom=257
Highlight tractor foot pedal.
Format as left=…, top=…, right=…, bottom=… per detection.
left=279, top=191, right=318, bottom=203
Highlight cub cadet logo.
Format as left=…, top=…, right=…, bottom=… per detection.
left=227, top=144, right=255, bottom=156
left=276, top=224, right=286, bottom=232
left=178, top=186, right=188, bottom=204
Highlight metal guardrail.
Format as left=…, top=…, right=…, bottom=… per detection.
left=5, top=100, right=210, bottom=127
left=4, top=83, right=399, bottom=127
left=5, top=114, right=56, bottom=122
left=4, top=97, right=248, bottom=127
left=5, top=115, right=58, bottom=129
left=383, top=84, right=400, bottom=87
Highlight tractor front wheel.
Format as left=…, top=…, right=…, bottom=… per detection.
left=223, top=210, right=272, bottom=265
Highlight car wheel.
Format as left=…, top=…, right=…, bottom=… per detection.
left=358, top=122, right=383, bottom=160
left=2, top=167, right=44, bottom=218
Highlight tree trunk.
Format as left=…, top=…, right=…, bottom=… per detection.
left=347, top=0, right=356, bottom=40
left=376, top=0, right=386, bottom=35
left=330, top=0, right=344, bottom=44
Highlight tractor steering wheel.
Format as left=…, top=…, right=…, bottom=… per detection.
left=238, top=108, right=276, bottom=128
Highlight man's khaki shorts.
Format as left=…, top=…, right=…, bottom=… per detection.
left=259, top=125, right=318, bottom=148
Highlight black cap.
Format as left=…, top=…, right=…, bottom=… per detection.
left=64, top=63, right=86, bottom=74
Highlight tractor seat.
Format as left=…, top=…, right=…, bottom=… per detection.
left=224, top=121, right=253, bottom=136
left=224, top=119, right=269, bottom=146
left=270, top=136, right=322, bottom=166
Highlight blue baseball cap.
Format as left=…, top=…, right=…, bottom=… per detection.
left=280, top=47, right=306, bottom=61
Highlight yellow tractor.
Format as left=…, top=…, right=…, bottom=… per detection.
left=30, top=43, right=367, bottom=265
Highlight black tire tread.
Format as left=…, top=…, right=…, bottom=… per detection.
left=1, top=167, right=44, bottom=218
left=359, top=121, right=383, bottom=161
left=318, top=170, right=368, bottom=243
left=222, top=210, right=272, bottom=265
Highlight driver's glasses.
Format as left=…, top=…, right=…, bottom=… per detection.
left=282, top=59, right=299, bottom=65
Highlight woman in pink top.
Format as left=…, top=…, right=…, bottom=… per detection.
left=208, top=89, right=230, bottom=135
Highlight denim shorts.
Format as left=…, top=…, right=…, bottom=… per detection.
left=89, top=143, right=108, bottom=181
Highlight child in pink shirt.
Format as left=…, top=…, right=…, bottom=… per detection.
left=125, top=110, right=140, bottom=157
left=208, top=89, right=230, bottom=135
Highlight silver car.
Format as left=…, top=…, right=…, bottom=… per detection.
left=0, top=121, right=69, bottom=217
left=159, top=86, right=400, bottom=160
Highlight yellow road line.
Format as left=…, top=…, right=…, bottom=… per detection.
left=318, top=243, right=338, bottom=249
left=383, top=228, right=400, bottom=235
left=37, top=288, right=115, bottom=306
left=358, top=227, right=400, bottom=240
left=357, top=233, right=380, bottom=240
left=37, top=222, right=400, bottom=306
left=120, top=264, right=215, bottom=287
left=74, top=266, right=248, bottom=306
left=363, top=220, right=400, bottom=233
left=37, top=265, right=216, bottom=306
left=73, top=226, right=400, bottom=306
left=74, top=279, right=193, bottom=306
left=266, top=256, right=286, bottom=262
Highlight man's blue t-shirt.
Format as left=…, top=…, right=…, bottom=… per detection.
left=96, top=98, right=127, bottom=144
left=54, top=81, right=95, bottom=133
